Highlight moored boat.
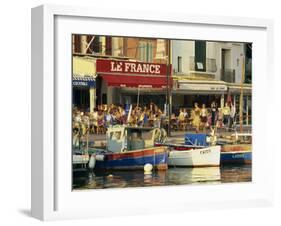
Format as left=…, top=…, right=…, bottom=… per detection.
left=220, top=150, right=251, bottom=164
left=73, top=150, right=90, bottom=176
left=168, top=145, right=221, bottom=167
left=89, top=126, right=168, bottom=171
left=218, top=133, right=252, bottom=164
left=94, top=146, right=167, bottom=170
left=163, top=133, right=221, bottom=167
left=220, top=144, right=251, bottom=164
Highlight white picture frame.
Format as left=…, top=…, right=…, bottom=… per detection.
left=31, top=4, right=274, bottom=221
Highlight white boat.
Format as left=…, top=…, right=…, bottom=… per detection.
left=168, top=145, right=221, bottom=167
left=73, top=154, right=89, bottom=165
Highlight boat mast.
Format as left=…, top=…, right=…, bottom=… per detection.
left=137, top=85, right=140, bottom=108
left=239, top=54, right=245, bottom=133
left=166, top=39, right=171, bottom=136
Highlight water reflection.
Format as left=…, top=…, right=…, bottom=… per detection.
left=221, top=164, right=252, bottom=183
left=73, top=165, right=251, bottom=190
left=167, top=167, right=221, bottom=185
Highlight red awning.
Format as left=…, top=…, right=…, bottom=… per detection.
left=101, top=74, right=172, bottom=88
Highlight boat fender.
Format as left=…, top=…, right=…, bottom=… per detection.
left=144, top=163, right=153, bottom=174
left=88, top=155, right=96, bottom=169
left=95, top=154, right=105, bottom=161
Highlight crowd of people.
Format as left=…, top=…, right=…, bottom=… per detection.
left=72, top=101, right=237, bottom=136
left=175, top=101, right=236, bottom=133
left=72, top=103, right=165, bottom=136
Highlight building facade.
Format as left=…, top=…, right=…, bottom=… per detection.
left=171, top=40, right=252, bottom=124
left=72, top=35, right=252, bottom=124
left=72, top=35, right=170, bottom=111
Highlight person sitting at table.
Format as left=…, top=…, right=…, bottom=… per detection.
left=148, top=111, right=155, bottom=127
left=142, top=109, right=149, bottom=127
left=154, top=107, right=162, bottom=128
left=104, top=109, right=112, bottom=128
left=97, top=109, right=105, bottom=134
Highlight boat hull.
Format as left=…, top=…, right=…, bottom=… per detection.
left=94, top=146, right=168, bottom=170
left=221, top=151, right=252, bottom=164
left=168, top=146, right=221, bottom=167
left=221, top=144, right=252, bottom=164
left=72, top=154, right=90, bottom=179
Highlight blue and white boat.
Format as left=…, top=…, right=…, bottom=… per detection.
left=220, top=149, right=251, bottom=164
left=218, top=133, right=252, bottom=164
left=88, top=126, right=168, bottom=170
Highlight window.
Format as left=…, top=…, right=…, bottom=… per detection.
left=105, top=37, right=112, bottom=56
left=177, top=56, right=182, bottom=73
left=138, top=41, right=153, bottom=62
left=91, top=36, right=101, bottom=54
left=112, top=37, right=124, bottom=57
left=73, top=35, right=81, bottom=53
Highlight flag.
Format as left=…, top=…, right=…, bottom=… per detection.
left=227, top=93, right=232, bottom=105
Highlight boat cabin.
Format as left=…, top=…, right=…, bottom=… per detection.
left=231, top=133, right=252, bottom=144
left=106, top=126, right=158, bottom=153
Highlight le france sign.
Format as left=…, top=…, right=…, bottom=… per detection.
left=96, top=59, right=168, bottom=76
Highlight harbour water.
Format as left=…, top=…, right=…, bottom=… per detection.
left=73, top=165, right=252, bottom=190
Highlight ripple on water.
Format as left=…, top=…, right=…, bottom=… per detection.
left=73, top=165, right=252, bottom=190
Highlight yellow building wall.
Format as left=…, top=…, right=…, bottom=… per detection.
left=72, top=56, right=96, bottom=77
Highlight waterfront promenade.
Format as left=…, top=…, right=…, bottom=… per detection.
left=87, top=125, right=252, bottom=145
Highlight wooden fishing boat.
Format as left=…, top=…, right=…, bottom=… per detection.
left=218, top=133, right=252, bottom=164
left=93, top=146, right=167, bottom=170
left=88, top=126, right=168, bottom=170
left=220, top=150, right=251, bottom=164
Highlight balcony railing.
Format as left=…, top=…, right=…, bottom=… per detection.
left=189, top=57, right=217, bottom=73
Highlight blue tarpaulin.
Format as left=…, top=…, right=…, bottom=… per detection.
left=185, top=133, right=207, bottom=146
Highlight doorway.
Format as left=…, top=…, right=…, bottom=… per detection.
left=221, top=49, right=232, bottom=82
left=73, top=87, right=90, bottom=111
left=221, top=48, right=231, bottom=70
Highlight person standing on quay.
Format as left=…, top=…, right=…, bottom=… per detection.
left=191, top=102, right=201, bottom=133
left=217, top=108, right=223, bottom=129
left=222, top=102, right=231, bottom=131
left=210, top=101, right=217, bottom=130
left=200, top=104, right=208, bottom=132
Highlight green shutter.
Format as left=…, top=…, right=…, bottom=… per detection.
left=195, top=41, right=206, bottom=72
